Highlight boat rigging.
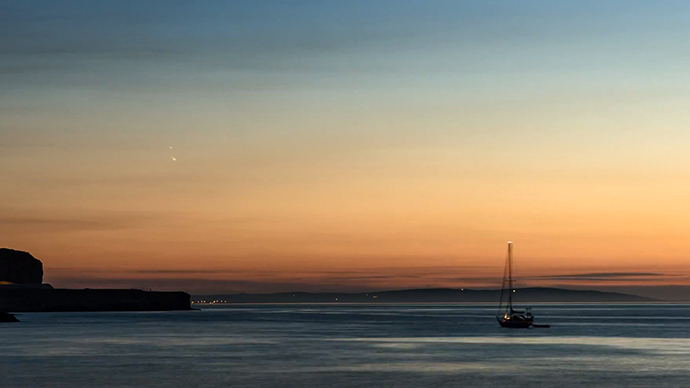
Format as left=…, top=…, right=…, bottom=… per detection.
left=497, top=241, right=549, bottom=329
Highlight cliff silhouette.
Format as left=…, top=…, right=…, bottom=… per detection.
left=0, top=248, right=43, bottom=285
left=0, top=248, right=191, bottom=313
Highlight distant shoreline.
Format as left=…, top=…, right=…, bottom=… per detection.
left=194, top=301, right=690, bottom=306
left=0, top=288, right=192, bottom=313
left=192, top=287, right=657, bottom=304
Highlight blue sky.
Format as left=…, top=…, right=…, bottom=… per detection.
left=4, top=1, right=690, bottom=293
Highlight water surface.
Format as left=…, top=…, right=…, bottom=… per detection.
left=1, top=304, right=689, bottom=387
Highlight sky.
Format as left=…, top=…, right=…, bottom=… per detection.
left=3, top=1, right=690, bottom=295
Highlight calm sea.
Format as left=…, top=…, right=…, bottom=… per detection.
left=1, top=304, right=689, bottom=387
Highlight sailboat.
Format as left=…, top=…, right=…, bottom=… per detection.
left=496, top=241, right=548, bottom=328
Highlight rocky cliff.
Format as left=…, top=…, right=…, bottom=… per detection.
left=0, top=248, right=191, bottom=312
left=0, top=248, right=43, bottom=284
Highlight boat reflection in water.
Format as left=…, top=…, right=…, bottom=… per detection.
left=496, top=242, right=549, bottom=329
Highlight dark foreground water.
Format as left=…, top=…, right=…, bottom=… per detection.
left=1, top=304, right=690, bottom=387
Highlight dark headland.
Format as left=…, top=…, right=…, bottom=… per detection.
left=0, top=248, right=191, bottom=313
left=197, top=287, right=655, bottom=304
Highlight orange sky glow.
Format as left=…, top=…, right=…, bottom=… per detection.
left=4, top=2, right=690, bottom=295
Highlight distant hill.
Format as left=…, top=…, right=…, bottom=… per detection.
left=194, top=287, right=655, bottom=304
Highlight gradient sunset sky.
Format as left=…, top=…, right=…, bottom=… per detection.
left=3, top=1, right=690, bottom=294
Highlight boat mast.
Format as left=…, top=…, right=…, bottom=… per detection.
left=507, top=241, right=513, bottom=311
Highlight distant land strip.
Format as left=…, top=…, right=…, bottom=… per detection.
left=193, top=287, right=656, bottom=304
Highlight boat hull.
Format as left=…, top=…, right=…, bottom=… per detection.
left=497, top=317, right=532, bottom=328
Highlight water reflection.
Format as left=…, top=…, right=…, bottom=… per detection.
left=1, top=304, right=690, bottom=387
